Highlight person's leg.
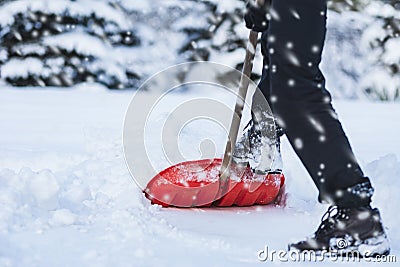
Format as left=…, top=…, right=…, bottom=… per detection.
left=263, top=0, right=373, bottom=208
left=253, top=0, right=389, bottom=255
left=258, top=31, right=271, bottom=99
left=234, top=18, right=285, bottom=173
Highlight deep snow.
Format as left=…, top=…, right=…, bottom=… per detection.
left=0, top=85, right=399, bottom=266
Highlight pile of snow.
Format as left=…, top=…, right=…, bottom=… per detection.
left=0, top=86, right=399, bottom=266
left=1, top=58, right=44, bottom=78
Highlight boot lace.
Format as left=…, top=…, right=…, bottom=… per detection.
left=315, top=205, right=339, bottom=236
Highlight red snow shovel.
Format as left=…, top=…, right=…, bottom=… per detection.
left=144, top=1, right=285, bottom=207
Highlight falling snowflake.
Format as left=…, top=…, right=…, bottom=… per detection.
left=308, top=116, right=325, bottom=133
left=290, top=9, right=300, bottom=20
left=268, top=35, right=276, bottom=43
left=269, top=48, right=275, bottom=54
left=335, top=190, right=344, bottom=197
left=294, top=138, right=303, bottom=149
left=311, top=45, right=320, bottom=53
left=286, top=51, right=300, bottom=66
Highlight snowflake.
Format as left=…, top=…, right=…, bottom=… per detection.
left=270, top=95, right=277, bottom=103
left=335, top=190, right=344, bottom=197
left=269, top=48, right=275, bottom=54
left=268, top=35, right=276, bottom=43
left=294, top=138, right=303, bottom=149
left=286, top=51, right=300, bottom=66
left=290, top=9, right=300, bottom=20
left=311, top=45, right=320, bottom=53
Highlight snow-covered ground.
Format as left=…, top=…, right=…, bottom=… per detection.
left=0, top=85, right=399, bottom=266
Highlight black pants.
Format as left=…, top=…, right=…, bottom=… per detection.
left=257, top=0, right=373, bottom=208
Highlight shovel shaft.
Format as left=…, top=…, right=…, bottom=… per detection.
left=219, top=30, right=259, bottom=186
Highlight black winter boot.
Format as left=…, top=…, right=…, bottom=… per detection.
left=288, top=205, right=390, bottom=257
left=233, top=119, right=283, bottom=174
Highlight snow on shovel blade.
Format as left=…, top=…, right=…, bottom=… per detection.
left=144, top=158, right=285, bottom=207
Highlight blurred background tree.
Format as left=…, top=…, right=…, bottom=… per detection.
left=358, top=0, right=400, bottom=100
left=0, top=0, right=141, bottom=89
left=0, top=0, right=399, bottom=100
left=327, top=0, right=400, bottom=100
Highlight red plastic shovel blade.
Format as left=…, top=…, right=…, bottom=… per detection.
left=144, top=158, right=285, bottom=208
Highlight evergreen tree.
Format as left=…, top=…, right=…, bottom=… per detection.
left=177, top=0, right=263, bottom=79
left=360, top=0, right=400, bottom=100
left=328, top=0, right=400, bottom=100
left=180, top=0, right=400, bottom=100
left=0, top=0, right=398, bottom=99
left=328, top=0, right=371, bottom=12
left=0, top=0, right=141, bottom=89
